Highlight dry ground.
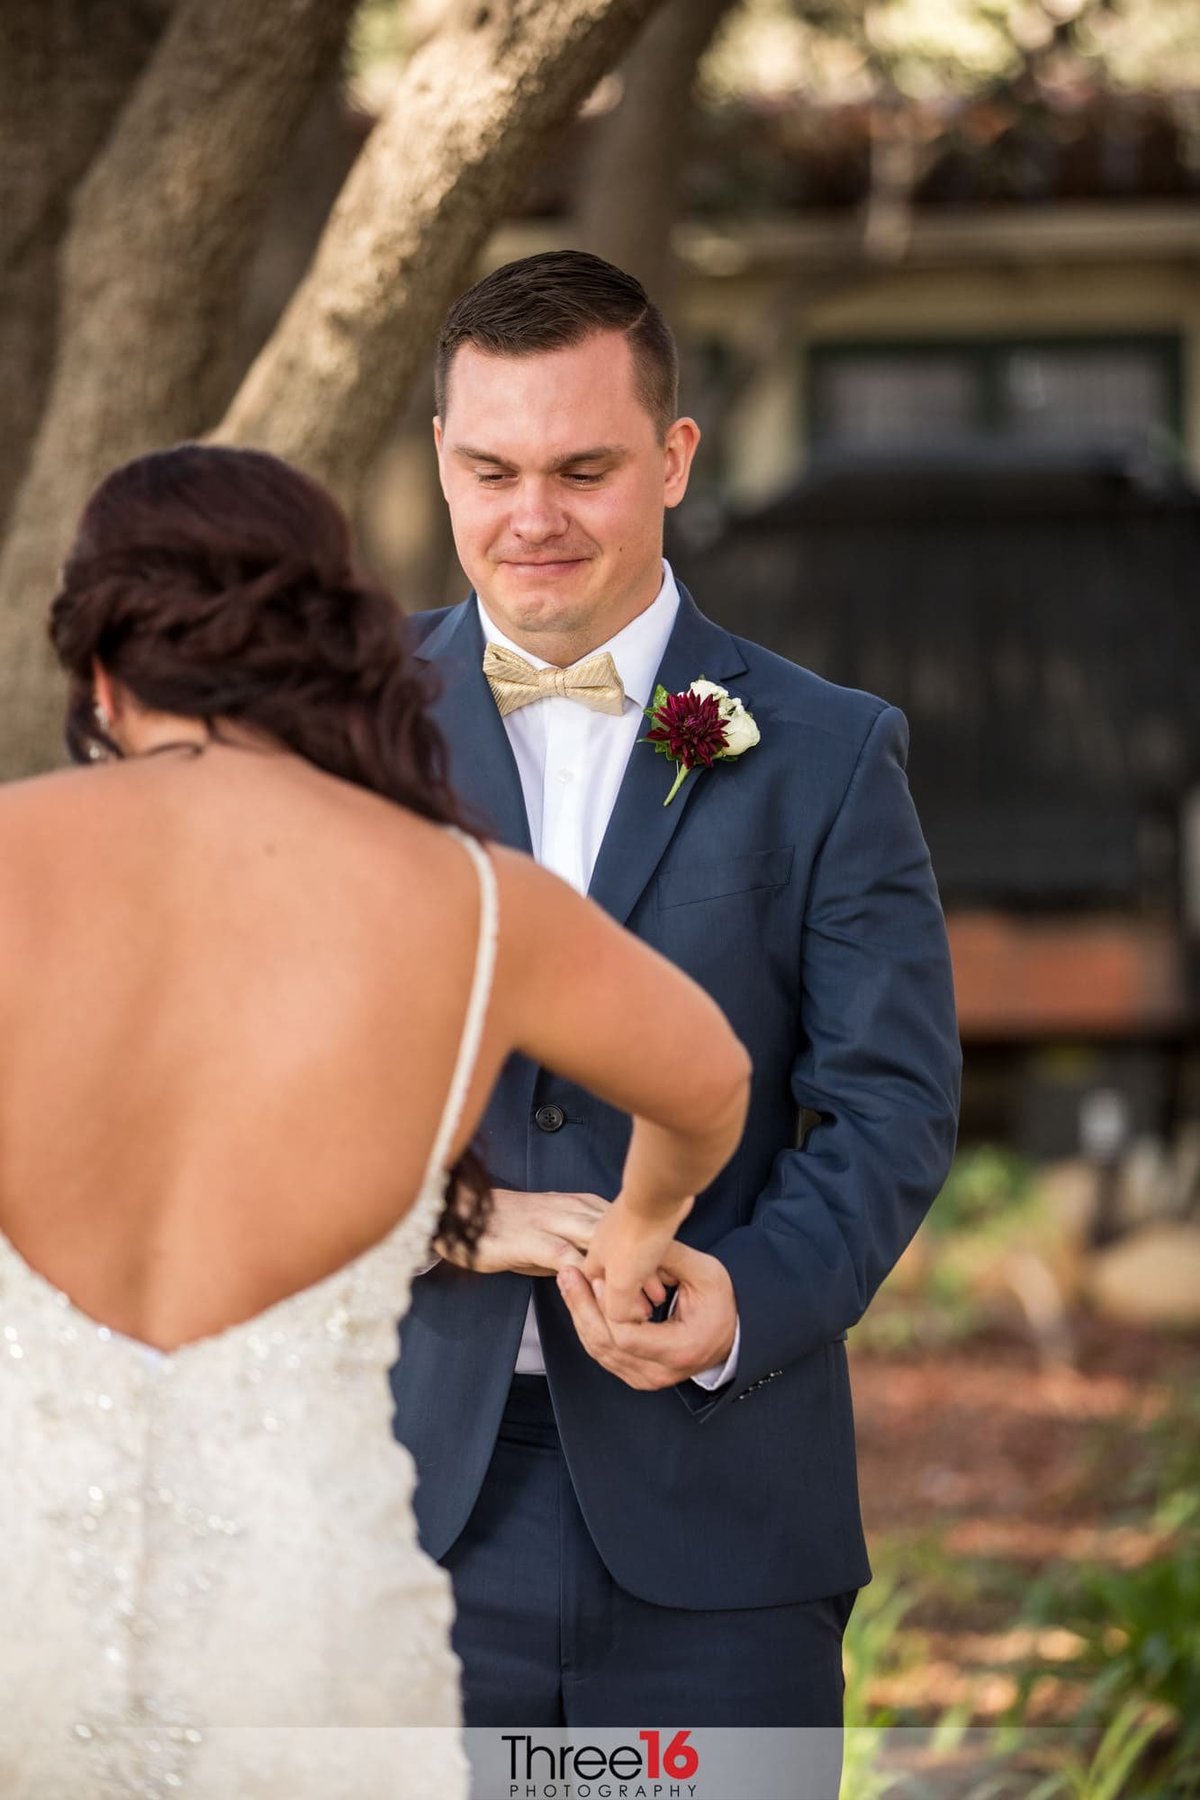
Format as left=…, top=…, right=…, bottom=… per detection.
left=849, top=1320, right=1200, bottom=1725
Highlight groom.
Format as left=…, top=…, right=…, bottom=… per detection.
left=393, top=251, right=960, bottom=1733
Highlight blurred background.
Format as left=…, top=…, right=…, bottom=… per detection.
left=2, top=1, right=1198, bottom=1791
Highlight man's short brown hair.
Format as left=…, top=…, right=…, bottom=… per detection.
left=435, top=250, right=679, bottom=440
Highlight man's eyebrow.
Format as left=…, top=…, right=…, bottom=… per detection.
left=451, top=445, right=515, bottom=468
left=549, top=446, right=626, bottom=470
left=449, top=444, right=628, bottom=470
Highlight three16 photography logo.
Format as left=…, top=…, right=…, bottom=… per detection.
left=465, top=1724, right=842, bottom=1800
left=502, top=1727, right=699, bottom=1797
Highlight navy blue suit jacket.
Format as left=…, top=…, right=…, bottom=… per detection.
left=391, top=586, right=961, bottom=1610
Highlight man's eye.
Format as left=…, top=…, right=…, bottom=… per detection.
left=565, top=472, right=603, bottom=485
left=476, top=471, right=510, bottom=484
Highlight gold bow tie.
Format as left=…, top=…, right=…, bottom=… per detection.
left=482, top=642, right=625, bottom=717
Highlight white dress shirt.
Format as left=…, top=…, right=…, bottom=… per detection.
left=478, top=562, right=740, bottom=1389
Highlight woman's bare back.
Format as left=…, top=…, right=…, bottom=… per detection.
left=0, top=746, right=494, bottom=1350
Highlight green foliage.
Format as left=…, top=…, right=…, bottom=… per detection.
left=839, top=1732, right=905, bottom=1800
left=640, top=684, right=675, bottom=758
left=852, top=1281, right=992, bottom=1352
left=841, top=1569, right=917, bottom=1800
left=704, top=0, right=1200, bottom=106
left=1133, top=1389, right=1200, bottom=1525
left=348, top=0, right=439, bottom=107
left=845, top=1260, right=1200, bottom=1792
left=844, top=1566, right=918, bottom=1727
left=1004, top=1445, right=1200, bottom=1796
left=851, top=1144, right=1040, bottom=1349
left=927, top=1145, right=1036, bottom=1240
left=1017, top=1543, right=1200, bottom=1739
left=837, top=1479, right=1200, bottom=1792
left=1020, top=1703, right=1172, bottom=1800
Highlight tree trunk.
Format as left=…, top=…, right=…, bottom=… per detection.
left=213, top=84, right=370, bottom=419
left=572, top=0, right=735, bottom=305
left=0, top=0, right=174, bottom=534
left=0, top=0, right=359, bottom=775
left=218, top=0, right=671, bottom=500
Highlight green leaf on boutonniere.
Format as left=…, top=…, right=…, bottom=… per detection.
left=638, top=683, right=675, bottom=753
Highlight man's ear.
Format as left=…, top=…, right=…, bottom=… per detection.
left=664, top=417, right=701, bottom=511
left=432, top=417, right=450, bottom=500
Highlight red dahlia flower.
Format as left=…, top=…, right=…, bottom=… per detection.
left=645, top=689, right=728, bottom=768
left=641, top=685, right=732, bottom=806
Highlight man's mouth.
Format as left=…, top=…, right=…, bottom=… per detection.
left=504, top=556, right=587, bottom=567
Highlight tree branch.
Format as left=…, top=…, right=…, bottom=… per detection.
left=0, top=0, right=359, bottom=772
left=218, top=0, right=672, bottom=501
left=573, top=0, right=735, bottom=304
left=0, top=0, right=174, bottom=531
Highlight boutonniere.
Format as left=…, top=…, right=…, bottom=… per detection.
left=641, top=678, right=761, bottom=806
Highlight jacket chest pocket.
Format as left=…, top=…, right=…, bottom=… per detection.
left=656, top=846, right=794, bottom=910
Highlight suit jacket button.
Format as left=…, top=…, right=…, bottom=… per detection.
left=535, top=1104, right=565, bottom=1133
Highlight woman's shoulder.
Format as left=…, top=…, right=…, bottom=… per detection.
left=0, top=763, right=104, bottom=848
left=0, top=762, right=96, bottom=803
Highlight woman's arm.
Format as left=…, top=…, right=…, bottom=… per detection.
left=490, top=847, right=751, bottom=1321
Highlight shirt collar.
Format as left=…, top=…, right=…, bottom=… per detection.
left=476, top=562, right=680, bottom=711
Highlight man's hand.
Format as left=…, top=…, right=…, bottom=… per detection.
left=435, top=1188, right=609, bottom=1277
left=556, top=1241, right=738, bottom=1391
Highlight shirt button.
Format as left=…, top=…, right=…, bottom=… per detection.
left=534, top=1104, right=565, bottom=1133
left=556, top=767, right=576, bottom=785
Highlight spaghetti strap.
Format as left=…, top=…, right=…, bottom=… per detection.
left=421, top=827, right=499, bottom=1188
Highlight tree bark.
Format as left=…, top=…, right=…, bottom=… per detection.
left=572, top=0, right=735, bottom=305
left=0, top=0, right=174, bottom=534
left=215, top=85, right=370, bottom=418
left=0, top=0, right=359, bottom=774
left=218, top=0, right=671, bottom=500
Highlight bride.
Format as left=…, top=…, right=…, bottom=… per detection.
left=0, top=445, right=750, bottom=1799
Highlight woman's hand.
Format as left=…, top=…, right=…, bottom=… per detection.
left=582, top=1194, right=692, bottom=1325
left=435, top=1187, right=608, bottom=1276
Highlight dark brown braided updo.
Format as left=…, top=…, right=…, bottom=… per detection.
left=48, top=442, right=490, bottom=1257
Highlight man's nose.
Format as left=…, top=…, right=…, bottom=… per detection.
left=509, top=479, right=568, bottom=542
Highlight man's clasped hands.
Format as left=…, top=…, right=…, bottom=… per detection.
left=437, top=1187, right=737, bottom=1392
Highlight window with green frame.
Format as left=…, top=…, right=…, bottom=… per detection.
left=807, top=335, right=1183, bottom=457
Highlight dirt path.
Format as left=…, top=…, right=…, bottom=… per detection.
left=848, top=1322, right=1200, bottom=1724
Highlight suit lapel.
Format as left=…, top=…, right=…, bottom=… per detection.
left=415, top=600, right=532, bottom=854
left=588, top=589, right=748, bottom=927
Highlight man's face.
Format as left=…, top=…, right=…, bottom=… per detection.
left=434, top=330, right=699, bottom=661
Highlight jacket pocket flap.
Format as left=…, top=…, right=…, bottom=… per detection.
left=658, top=846, right=794, bottom=909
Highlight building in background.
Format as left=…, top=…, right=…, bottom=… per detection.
left=481, top=80, right=1200, bottom=1157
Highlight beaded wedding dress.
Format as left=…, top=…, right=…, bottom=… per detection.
left=0, top=829, right=495, bottom=1799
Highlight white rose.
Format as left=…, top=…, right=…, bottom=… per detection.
left=721, top=706, right=761, bottom=757
left=688, top=679, right=729, bottom=703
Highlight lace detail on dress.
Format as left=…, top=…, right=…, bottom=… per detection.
left=0, top=826, right=498, bottom=1799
